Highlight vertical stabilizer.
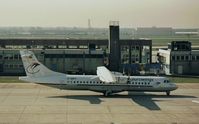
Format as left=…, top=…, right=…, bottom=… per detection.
left=20, top=50, right=63, bottom=77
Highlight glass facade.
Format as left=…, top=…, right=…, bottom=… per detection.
left=121, top=45, right=151, bottom=65
left=131, top=46, right=140, bottom=63
left=141, top=46, right=150, bottom=63
left=121, top=45, right=129, bottom=64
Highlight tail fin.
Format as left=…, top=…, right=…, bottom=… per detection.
left=20, top=50, right=63, bottom=77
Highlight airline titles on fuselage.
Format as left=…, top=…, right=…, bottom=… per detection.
left=130, top=78, right=153, bottom=82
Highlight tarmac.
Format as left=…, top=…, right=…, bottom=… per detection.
left=0, top=83, right=199, bottom=124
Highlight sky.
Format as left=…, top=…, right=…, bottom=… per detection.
left=0, top=0, right=199, bottom=28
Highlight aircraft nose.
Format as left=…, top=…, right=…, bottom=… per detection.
left=172, top=83, right=178, bottom=90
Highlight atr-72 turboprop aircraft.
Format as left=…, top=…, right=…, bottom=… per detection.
left=19, top=50, right=177, bottom=96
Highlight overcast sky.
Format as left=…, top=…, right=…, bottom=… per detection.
left=0, top=0, right=198, bottom=28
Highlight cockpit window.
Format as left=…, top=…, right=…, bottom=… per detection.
left=164, top=80, right=170, bottom=83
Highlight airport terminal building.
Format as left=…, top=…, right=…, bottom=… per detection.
left=157, top=41, right=199, bottom=75
left=0, top=23, right=152, bottom=75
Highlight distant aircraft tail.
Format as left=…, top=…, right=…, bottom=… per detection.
left=20, top=50, right=63, bottom=78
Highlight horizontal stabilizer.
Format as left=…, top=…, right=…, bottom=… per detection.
left=97, top=66, right=116, bottom=83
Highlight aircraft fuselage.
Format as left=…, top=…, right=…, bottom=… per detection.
left=20, top=74, right=177, bottom=96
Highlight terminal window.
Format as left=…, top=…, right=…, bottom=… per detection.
left=131, top=46, right=140, bottom=63
left=185, top=56, right=189, bottom=60
left=181, top=56, right=184, bottom=61
left=58, top=45, right=67, bottom=49
left=177, top=56, right=180, bottom=61
left=4, top=54, right=13, bottom=60
left=197, top=56, right=199, bottom=60
left=69, top=45, right=78, bottom=49
left=172, top=56, right=175, bottom=60
left=192, top=56, right=196, bottom=61
left=14, top=54, right=19, bottom=60
left=121, top=45, right=129, bottom=64
left=79, top=45, right=88, bottom=49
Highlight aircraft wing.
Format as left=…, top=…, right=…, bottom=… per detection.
left=97, top=66, right=116, bottom=83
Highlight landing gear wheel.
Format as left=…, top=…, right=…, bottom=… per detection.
left=166, top=91, right=170, bottom=96
left=103, top=92, right=108, bottom=97
left=103, top=91, right=112, bottom=97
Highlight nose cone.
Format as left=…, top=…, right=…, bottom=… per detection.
left=171, top=83, right=178, bottom=90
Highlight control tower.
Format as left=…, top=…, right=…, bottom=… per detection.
left=108, top=21, right=120, bottom=71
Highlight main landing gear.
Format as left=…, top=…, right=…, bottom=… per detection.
left=166, top=91, right=170, bottom=96
left=103, top=90, right=112, bottom=97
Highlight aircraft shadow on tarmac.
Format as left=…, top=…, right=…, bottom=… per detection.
left=48, top=92, right=197, bottom=111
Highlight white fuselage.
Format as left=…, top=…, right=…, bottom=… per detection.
left=20, top=74, right=178, bottom=94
